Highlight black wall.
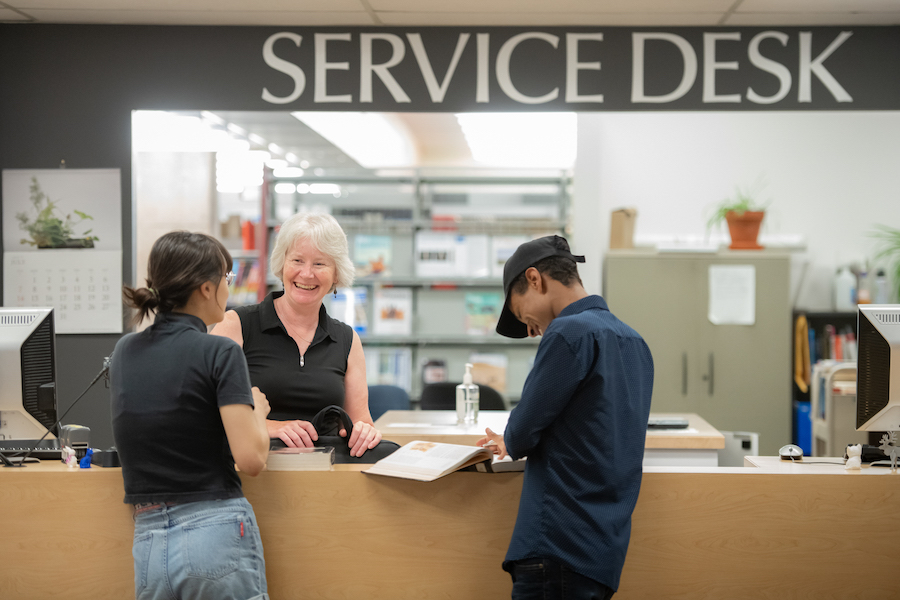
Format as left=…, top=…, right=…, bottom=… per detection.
left=2, top=24, right=898, bottom=447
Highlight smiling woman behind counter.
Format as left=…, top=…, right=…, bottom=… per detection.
left=212, top=212, right=382, bottom=458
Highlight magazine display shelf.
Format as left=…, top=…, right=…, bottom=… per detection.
left=261, top=169, right=570, bottom=403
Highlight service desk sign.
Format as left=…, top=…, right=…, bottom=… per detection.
left=2, top=169, right=123, bottom=334
left=244, top=27, right=899, bottom=111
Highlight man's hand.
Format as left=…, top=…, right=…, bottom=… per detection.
left=476, top=427, right=508, bottom=460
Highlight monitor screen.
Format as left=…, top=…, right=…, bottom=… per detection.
left=856, top=305, right=900, bottom=432
left=0, top=307, right=58, bottom=440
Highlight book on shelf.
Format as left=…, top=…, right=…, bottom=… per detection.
left=364, top=440, right=494, bottom=482
left=469, top=352, right=508, bottom=394
left=414, top=232, right=490, bottom=278
left=266, top=447, right=334, bottom=471
left=415, top=231, right=459, bottom=278
left=365, top=347, right=413, bottom=392
left=373, top=287, right=413, bottom=336
left=464, top=291, right=504, bottom=335
left=353, top=234, right=392, bottom=277
left=329, top=287, right=369, bottom=334
left=490, top=235, right=528, bottom=278
left=229, top=258, right=261, bottom=305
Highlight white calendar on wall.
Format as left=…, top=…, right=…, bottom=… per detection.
left=4, top=250, right=123, bottom=333
left=2, top=168, right=123, bottom=334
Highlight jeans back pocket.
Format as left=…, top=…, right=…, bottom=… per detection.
left=183, top=515, right=242, bottom=580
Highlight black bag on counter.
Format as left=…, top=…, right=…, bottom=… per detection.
left=270, top=405, right=400, bottom=464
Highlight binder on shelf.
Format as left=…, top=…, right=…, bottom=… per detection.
left=469, top=352, right=508, bottom=394
left=329, top=287, right=369, bottom=334
left=414, top=232, right=490, bottom=279
left=373, top=288, right=412, bottom=336
left=464, top=291, right=504, bottom=335
left=415, top=231, right=458, bottom=278
left=490, top=235, right=528, bottom=278
left=228, top=258, right=261, bottom=306
left=354, top=234, right=392, bottom=277
left=365, top=347, right=413, bottom=392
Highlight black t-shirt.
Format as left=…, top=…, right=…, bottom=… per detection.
left=233, top=291, right=353, bottom=422
left=110, top=311, right=255, bottom=505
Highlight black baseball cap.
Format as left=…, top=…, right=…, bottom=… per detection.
left=495, top=235, right=585, bottom=338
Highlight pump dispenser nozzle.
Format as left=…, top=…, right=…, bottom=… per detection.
left=463, top=363, right=474, bottom=385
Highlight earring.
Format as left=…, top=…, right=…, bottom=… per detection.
left=333, top=288, right=338, bottom=298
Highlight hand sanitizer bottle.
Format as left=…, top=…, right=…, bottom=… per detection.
left=456, top=363, right=480, bottom=425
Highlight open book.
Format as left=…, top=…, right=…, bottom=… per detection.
left=364, top=440, right=496, bottom=482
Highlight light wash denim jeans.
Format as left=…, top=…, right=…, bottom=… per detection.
left=132, top=497, right=268, bottom=600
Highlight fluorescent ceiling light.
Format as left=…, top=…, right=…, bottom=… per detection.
left=309, top=183, right=341, bottom=195
left=273, top=167, right=305, bottom=178
left=455, top=112, right=577, bottom=169
left=291, top=112, right=417, bottom=169
left=274, top=183, right=297, bottom=194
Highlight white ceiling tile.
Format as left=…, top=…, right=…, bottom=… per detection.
left=370, top=0, right=735, bottom=13
left=21, top=9, right=377, bottom=25
left=10, top=0, right=365, bottom=9
left=726, top=11, right=900, bottom=25
left=379, top=12, right=725, bottom=26
left=739, top=0, right=900, bottom=13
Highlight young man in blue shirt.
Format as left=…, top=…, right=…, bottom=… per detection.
left=481, top=235, right=654, bottom=600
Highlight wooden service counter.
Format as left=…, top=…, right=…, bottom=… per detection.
left=1, top=458, right=897, bottom=599
left=376, top=410, right=725, bottom=466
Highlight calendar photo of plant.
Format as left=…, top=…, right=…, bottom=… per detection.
left=16, top=176, right=99, bottom=249
left=2, top=168, right=120, bottom=254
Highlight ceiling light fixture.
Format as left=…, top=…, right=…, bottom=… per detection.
left=291, top=112, right=417, bottom=169
left=455, top=112, right=577, bottom=169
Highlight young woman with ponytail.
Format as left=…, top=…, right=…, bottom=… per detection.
left=110, top=230, right=272, bottom=600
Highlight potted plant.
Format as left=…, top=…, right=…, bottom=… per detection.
left=15, top=176, right=99, bottom=249
left=870, top=225, right=900, bottom=302
left=707, top=183, right=769, bottom=250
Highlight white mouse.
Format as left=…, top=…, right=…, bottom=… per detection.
left=779, top=444, right=804, bottom=460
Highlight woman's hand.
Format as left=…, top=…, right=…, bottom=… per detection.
left=267, top=419, right=318, bottom=448
left=476, top=427, right=508, bottom=460
left=340, top=421, right=382, bottom=458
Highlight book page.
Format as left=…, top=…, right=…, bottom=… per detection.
left=365, top=441, right=491, bottom=480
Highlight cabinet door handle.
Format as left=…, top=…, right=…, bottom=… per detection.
left=701, top=353, right=714, bottom=396
left=681, top=352, right=688, bottom=396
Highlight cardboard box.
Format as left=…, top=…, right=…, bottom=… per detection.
left=609, top=208, right=637, bottom=249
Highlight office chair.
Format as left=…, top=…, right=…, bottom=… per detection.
left=419, top=382, right=507, bottom=411
left=367, top=385, right=411, bottom=421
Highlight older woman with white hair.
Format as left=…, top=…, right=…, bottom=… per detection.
left=213, top=212, right=381, bottom=457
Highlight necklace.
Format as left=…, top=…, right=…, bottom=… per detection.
left=274, top=299, right=316, bottom=367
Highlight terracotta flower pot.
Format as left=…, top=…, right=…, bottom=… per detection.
left=725, top=210, right=764, bottom=250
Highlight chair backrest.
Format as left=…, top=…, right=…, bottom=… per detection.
left=367, top=385, right=411, bottom=421
left=419, top=382, right=507, bottom=411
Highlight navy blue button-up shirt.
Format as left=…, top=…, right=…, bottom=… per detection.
left=503, top=295, right=654, bottom=591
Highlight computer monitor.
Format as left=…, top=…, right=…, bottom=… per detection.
left=0, top=307, right=58, bottom=440
left=856, top=304, right=900, bottom=432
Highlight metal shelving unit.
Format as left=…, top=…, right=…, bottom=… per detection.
left=260, top=167, right=570, bottom=401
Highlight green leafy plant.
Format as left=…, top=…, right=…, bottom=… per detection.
left=870, top=225, right=900, bottom=302
left=15, top=176, right=98, bottom=248
left=706, top=181, right=770, bottom=231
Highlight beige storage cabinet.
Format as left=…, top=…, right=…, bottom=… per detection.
left=605, top=249, right=791, bottom=456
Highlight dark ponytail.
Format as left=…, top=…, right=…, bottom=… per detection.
left=123, top=231, right=232, bottom=325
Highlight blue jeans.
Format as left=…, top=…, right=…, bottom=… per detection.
left=509, top=558, right=614, bottom=600
left=132, top=497, right=268, bottom=600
